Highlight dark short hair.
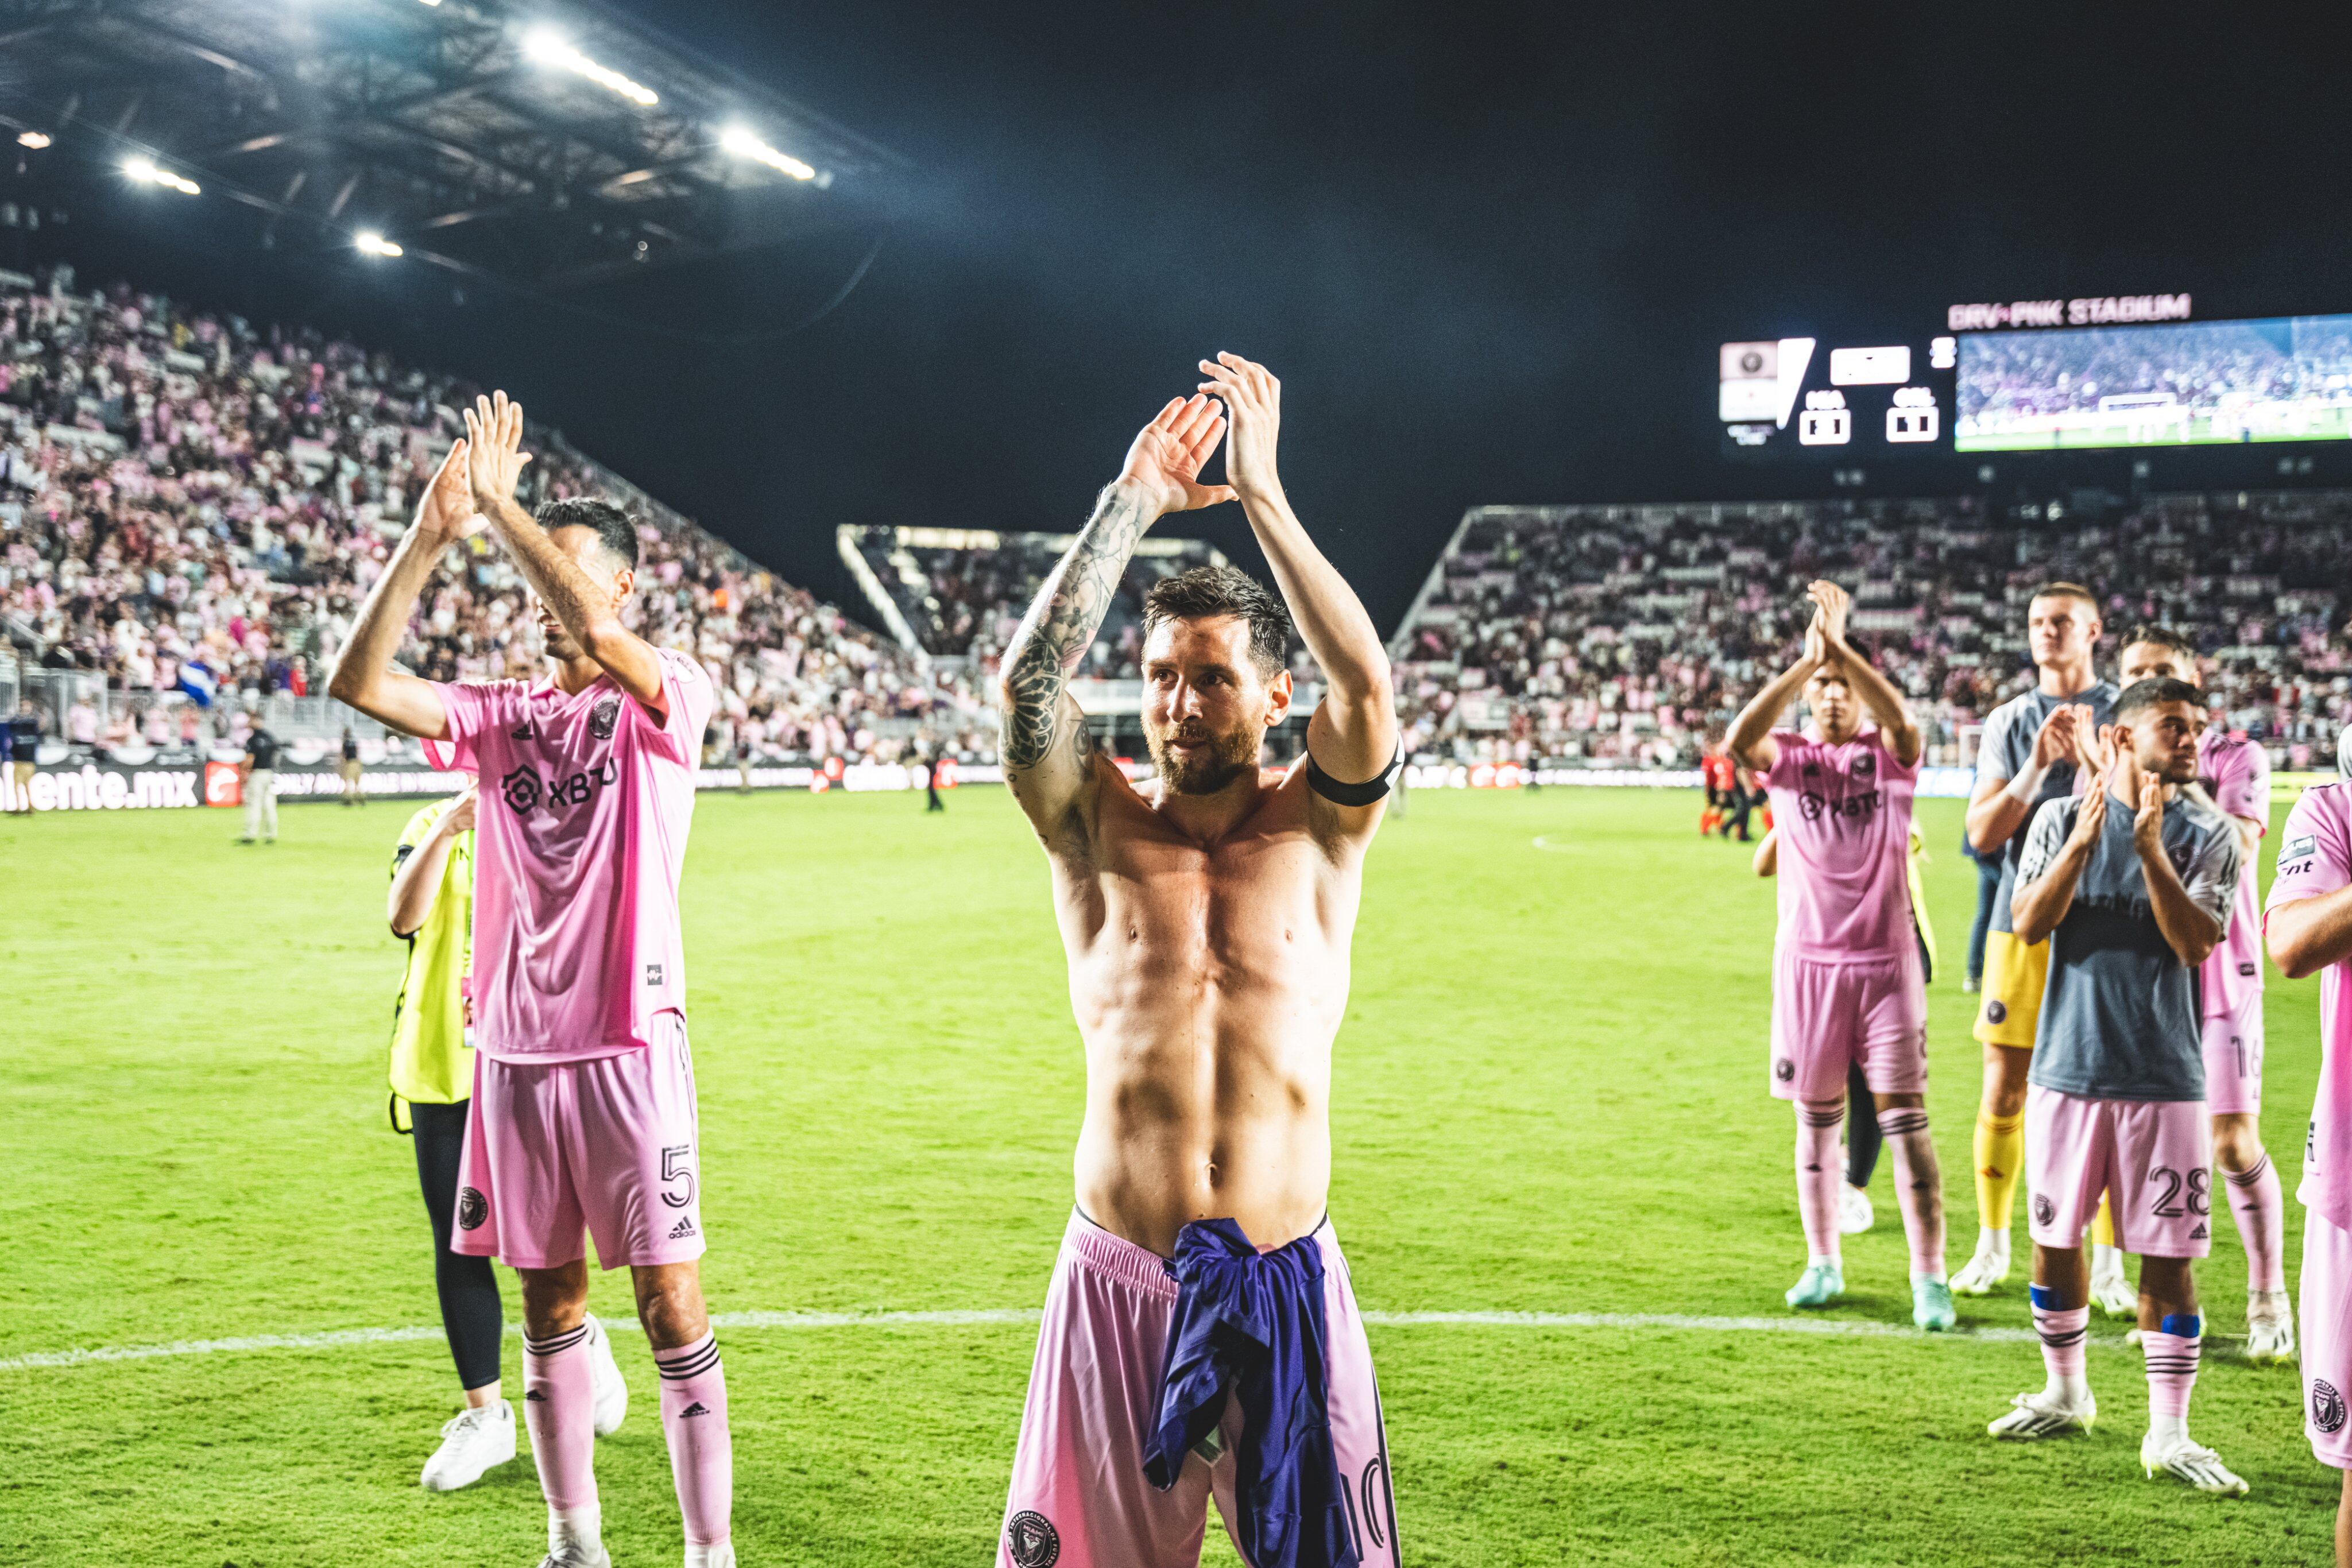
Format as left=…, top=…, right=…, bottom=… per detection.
left=2119, top=623, right=2198, bottom=664
left=2029, top=582, right=2099, bottom=615
left=2114, top=676, right=2204, bottom=723
left=1142, top=565, right=1291, bottom=678
left=537, top=497, right=639, bottom=573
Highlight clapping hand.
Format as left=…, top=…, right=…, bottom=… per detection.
left=1115, top=393, right=1235, bottom=516
left=413, top=438, right=483, bottom=543
left=462, top=392, right=533, bottom=514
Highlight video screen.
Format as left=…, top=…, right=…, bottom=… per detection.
left=1956, top=315, right=2352, bottom=451
left=1717, top=335, right=1957, bottom=460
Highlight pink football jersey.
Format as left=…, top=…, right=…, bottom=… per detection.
left=2269, top=783, right=2352, bottom=1228
left=424, top=649, right=714, bottom=1062
left=2198, top=730, right=2269, bottom=1018
left=1762, top=728, right=1918, bottom=962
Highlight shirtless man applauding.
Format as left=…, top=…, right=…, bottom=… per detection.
left=993, top=355, right=1402, bottom=1568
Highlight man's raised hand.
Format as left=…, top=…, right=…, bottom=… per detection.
left=2069, top=775, right=2109, bottom=847
left=462, top=391, right=533, bottom=514
left=1115, top=393, right=1235, bottom=516
left=2130, top=768, right=2167, bottom=856
left=1197, top=352, right=1282, bottom=502
left=1805, top=580, right=1853, bottom=651
left=2032, top=703, right=2081, bottom=769
left=413, top=439, right=483, bottom=543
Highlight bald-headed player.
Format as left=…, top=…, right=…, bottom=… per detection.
left=993, top=356, right=1401, bottom=1568
left=1953, top=583, right=2119, bottom=1298
left=2114, top=625, right=2291, bottom=1361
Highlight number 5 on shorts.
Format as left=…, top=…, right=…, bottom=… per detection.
left=662, top=1144, right=697, bottom=1209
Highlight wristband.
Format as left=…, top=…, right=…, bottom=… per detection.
left=2002, top=759, right=2051, bottom=806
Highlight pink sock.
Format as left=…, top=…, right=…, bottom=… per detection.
left=2030, top=1296, right=2089, bottom=1382
left=2143, top=1327, right=2201, bottom=1419
left=1796, top=1101, right=1844, bottom=1261
left=523, top=1322, right=598, bottom=1512
left=2224, top=1154, right=2287, bottom=1293
left=655, top=1330, right=733, bottom=1547
left=1876, top=1105, right=1946, bottom=1277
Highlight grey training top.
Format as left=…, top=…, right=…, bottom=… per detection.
left=1975, top=681, right=2121, bottom=936
left=2018, top=788, right=2240, bottom=1102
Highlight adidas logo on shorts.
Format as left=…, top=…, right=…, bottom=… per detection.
left=2191, top=1222, right=2209, bottom=1240
left=668, top=1217, right=697, bottom=1240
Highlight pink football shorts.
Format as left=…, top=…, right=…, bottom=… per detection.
left=1767, top=947, right=1928, bottom=1102
left=997, top=1209, right=1399, bottom=1568
left=2025, top=1085, right=2212, bottom=1257
left=2200, top=989, right=2265, bottom=1117
left=451, top=1012, right=706, bottom=1271
left=2303, top=1210, right=2352, bottom=1469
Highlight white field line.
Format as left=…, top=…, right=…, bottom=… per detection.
left=2, top=1304, right=2161, bottom=1374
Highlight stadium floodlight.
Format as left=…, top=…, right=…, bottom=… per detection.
left=355, top=231, right=404, bottom=258
left=523, top=29, right=659, bottom=106
left=16, top=130, right=51, bottom=149
left=122, top=156, right=201, bottom=196
left=718, top=125, right=816, bottom=181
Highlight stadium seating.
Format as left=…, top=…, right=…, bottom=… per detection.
left=0, top=266, right=991, bottom=763
left=1389, top=493, right=2352, bottom=771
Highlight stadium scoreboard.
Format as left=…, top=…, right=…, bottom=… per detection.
left=1721, top=293, right=2352, bottom=460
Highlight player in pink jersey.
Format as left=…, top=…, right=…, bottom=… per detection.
left=1729, top=579, right=1951, bottom=1330
left=328, top=394, right=729, bottom=1568
left=2115, top=626, right=2291, bottom=1361
left=2267, top=741, right=2352, bottom=1563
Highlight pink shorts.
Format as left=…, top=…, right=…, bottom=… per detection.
left=998, top=1210, right=1399, bottom=1568
left=2302, top=1209, right=2352, bottom=1468
left=1768, top=948, right=1927, bottom=1102
left=2025, top=1085, right=2212, bottom=1257
left=2200, top=990, right=2265, bottom=1117
left=452, top=1013, right=706, bottom=1271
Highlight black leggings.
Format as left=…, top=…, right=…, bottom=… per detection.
left=1845, top=1062, right=1881, bottom=1188
left=411, top=1099, right=505, bottom=1391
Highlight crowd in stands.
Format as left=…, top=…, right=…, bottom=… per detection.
left=1390, top=490, right=2352, bottom=772
left=0, top=266, right=992, bottom=765
left=840, top=525, right=1276, bottom=680
left=1958, top=318, right=2352, bottom=440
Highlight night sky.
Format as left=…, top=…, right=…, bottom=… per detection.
left=21, top=1, right=2352, bottom=630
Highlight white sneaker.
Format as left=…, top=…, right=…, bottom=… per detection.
left=1951, top=1230, right=2011, bottom=1296
left=2088, top=1245, right=2137, bottom=1318
left=686, top=1544, right=737, bottom=1568
left=1839, top=1184, right=1875, bottom=1235
left=586, top=1314, right=628, bottom=1437
left=420, top=1399, right=517, bottom=1492
left=541, top=1506, right=612, bottom=1568
left=1988, top=1387, right=2096, bottom=1439
left=2141, top=1428, right=2250, bottom=1495
left=2246, top=1292, right=2297, bottom=1365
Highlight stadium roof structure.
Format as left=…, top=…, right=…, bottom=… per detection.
left=0, top=0, right=907, bottom=293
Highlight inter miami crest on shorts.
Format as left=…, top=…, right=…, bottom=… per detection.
left=1004, top=1509, right=1059, bottom=1567
left=458, top=1186, right=488, bottom=1231
left=2315, top=1378, right=2347, bottom=1435
left=2033, top=1193, right=2056, bottom=1228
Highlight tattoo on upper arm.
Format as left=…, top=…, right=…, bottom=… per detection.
left=1001, top=491, right=1147, bottom=770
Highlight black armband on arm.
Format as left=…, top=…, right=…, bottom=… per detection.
left=1306, top=747, right=1403, bottom=807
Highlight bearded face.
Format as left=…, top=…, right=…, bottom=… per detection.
left=1139, top=614, right=1290, bottom=796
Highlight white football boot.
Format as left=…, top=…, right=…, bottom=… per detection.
left=2141, top=1428, right=2250, bottom=1495
left=2088, top=1244, right=2138, bottom=1318
left=2244, top=1291, right=2297, bottom=1365
left=1987, top=1386, right=2096, bottom=1439
left=1839, top=1184, right=1875, bottom=1235
left=1950, top=1228, right=2011, bottom=1296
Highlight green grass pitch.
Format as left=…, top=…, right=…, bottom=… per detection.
left=0, top=784, right=2338, bottom=1566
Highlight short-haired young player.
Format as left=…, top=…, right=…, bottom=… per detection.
left=1988, top=677, right=2246, bottom=1496
left=2115, top=625, right=2291, bottom=1362
left=1729, top=580, right=1951, bottom=1331
left=331, top=396, right=730, bottom=1568
left=1954, top=583, right=2118, bottom=1299
left=2262, top=731, right=2352, bottom=1562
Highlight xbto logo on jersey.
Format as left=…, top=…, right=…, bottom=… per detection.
left=590, top=695, right=621, bottom=741
left=2316, top=1378, right=2347, bottom=1434
left=458, top=1187, right=489, bottom=1231
left=1004, top=1510, right=1059, bottom=1567
left=2033, top=1194, right=2056, bottom=1228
